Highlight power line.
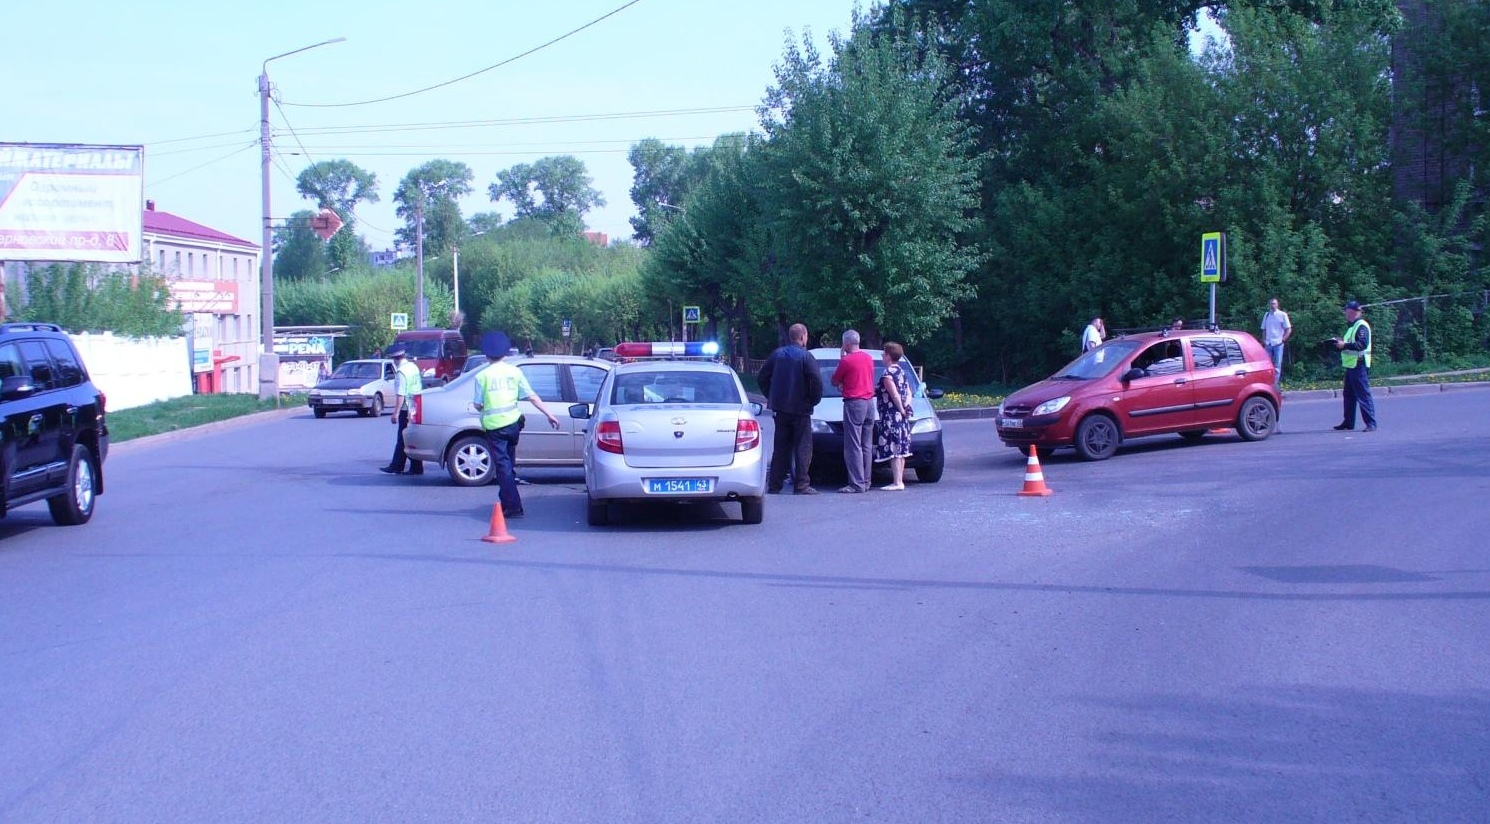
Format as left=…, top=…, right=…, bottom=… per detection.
left=282, top=135, right=721, bottom=154
left=282, top=105, right=756, bottom=136
left=148, top=142, right=258, bottom=186
left=282, top=0, right=646, bottom=109
left=144, top=124, right=258, bottom=147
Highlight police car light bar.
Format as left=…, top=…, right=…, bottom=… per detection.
left=613, top=341, right=720, bottom=358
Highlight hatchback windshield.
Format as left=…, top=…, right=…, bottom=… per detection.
left=331, top=361, right=382, bottom=380
left=1052, top=340, right=1143, bottom=380
left=815, top=359, right=922, bottom=399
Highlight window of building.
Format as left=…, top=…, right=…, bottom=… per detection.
left=174, top=251, right=181, bottom=273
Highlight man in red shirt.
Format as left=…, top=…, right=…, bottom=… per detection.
left=831, top=329, right=876, bottom=493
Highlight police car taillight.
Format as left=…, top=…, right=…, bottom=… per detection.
left=735, top=417, right=760, bottom=452
left=596, top=419, right=624, bottom=454
left=612, top=341, right=720, bottom=358
left=412, top=394, right=423, bottom=424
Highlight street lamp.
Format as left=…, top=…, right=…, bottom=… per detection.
left=451, top=230, right=486, bottom=319
left=259, top=36, right=345, bottom=399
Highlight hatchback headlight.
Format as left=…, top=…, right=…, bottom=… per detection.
left=1032, top=396, right=1071, bottom=416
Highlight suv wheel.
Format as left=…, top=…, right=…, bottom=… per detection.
left=1075, top=414, right=1120, bottom=461
left=47, top=445, right=97, bottom=526
left=447, top=434, right=496, bottom=487
left=1236, top=397, right=1276, bottom=441
left=914, top=446, right=945, bottom=483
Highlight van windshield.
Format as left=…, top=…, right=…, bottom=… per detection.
left=815, top=358, right=922, bottom=398
left=401, top=339, right=441, bottom=358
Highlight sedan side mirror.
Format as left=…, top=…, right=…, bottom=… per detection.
left=568, top=402, right=592, bottom=419
left=926, top=388, right=945, bottom=400
left=1121, top=367, right=1144, bottom=383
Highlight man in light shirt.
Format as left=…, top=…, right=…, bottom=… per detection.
left=1260, top=297, right=1292, bottom=385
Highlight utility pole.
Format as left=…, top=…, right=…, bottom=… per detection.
left=258, top=37, right=344, bottom=400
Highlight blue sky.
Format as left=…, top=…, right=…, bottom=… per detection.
left=3, top=0, right=860, bottom=253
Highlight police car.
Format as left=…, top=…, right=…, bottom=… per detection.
left=568, top=342, right=767, bottom=526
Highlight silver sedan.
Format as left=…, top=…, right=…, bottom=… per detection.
left=569, top=359, right=767, bottom=526
left=403, top=354, right=613, bottom=486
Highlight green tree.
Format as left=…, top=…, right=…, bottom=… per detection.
left=488, top=155, right=605, bottom=237
left=295, top=159, right=379, bottom=271
left=626, top=138, right=710, bottom=244
left=395, top=159, right=474, bottom=255
left=272, top=209, right=330, bottom=281
left=18, top=264, right=182, bottom=336
left=758, top=15, right=982, bottom=345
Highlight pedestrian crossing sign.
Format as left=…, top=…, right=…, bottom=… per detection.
left=1200, top=232, right=1226, bottom=283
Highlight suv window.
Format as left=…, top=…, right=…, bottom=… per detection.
left=45, top=339, right=86, bottom=387
left=0, top=342, right=24, bottom=380
left=1191, top=336, right=1246, bottom=369
left=19, top=341, right=56, bottom=391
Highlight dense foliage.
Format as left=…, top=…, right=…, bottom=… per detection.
left=16, top=264, right=183, bottom=337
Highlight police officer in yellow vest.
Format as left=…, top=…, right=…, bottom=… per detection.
left=1332, top=300, right=1378, bottom=432
left=380, top=345, right=425, bottom=475
left=472, top=331, right=560, bottom=517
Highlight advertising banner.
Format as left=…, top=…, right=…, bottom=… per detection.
left=0, top=143, right=145, bottom=263
left=170, top=280, right=240, bottom=314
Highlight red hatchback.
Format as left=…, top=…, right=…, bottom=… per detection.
left=995, top=329, right=1281, bottom=460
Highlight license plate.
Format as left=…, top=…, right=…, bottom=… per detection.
left=1001, top=417, right=1023, bottom=428
left=647, top=478, right=713, bottom=494
left=324, top=398, right=343, bottom=405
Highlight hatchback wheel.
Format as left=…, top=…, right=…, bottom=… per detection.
left=47, top=444, right=97, bottom=526
left=447, top=434, right=496, bottom=487
left=1236, top=397, right=1277, bottom=441
left=313, top=408, right=327, bottom=419
left=1074, top=414, right=1120, bottom=461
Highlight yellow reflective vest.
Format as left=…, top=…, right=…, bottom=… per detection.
left=473, top=361, right=526, bottom=430
left=1340, top=319, right=1372, bottom=369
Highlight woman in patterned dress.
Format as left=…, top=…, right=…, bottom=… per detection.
left=873, top=342, right=913, bottom=490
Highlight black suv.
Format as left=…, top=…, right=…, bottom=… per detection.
left=0, top=322, right=108, bottom=525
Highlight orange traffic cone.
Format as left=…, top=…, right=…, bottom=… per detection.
left=481, top=503, right=518, bottom=544
left=1017, top=446, right=1053, bottom=497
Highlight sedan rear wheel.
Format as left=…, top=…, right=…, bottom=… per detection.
left=447, top=434, right=496, bottom=487
left=1236, top=396, right=1277, bottom=441
left=587, top=497, right=611, bottom=526
left=1074, top=414, right=1120, bottom=461
left=740, top=496, right=764, bottom=525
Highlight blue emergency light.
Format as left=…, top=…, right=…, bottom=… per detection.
left=613, top=341, right=720, bottom=358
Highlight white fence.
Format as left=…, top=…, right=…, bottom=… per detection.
left=69, top=332, right=194, bottom=411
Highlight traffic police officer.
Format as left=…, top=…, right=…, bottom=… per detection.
left=1332, top=300, right=1378, bottom=432
left=471, top=331, right=560, bottom=517
left=381, top=345, right=425, bottom=475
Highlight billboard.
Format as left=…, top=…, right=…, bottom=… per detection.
left=0, top=143, right=144, bottom=263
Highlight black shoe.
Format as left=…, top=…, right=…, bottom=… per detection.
left=1332, top=423, right=1353, bottom=431
left=379, top=466, right=402, bottom=474
left=767, top=487, right=783, bottom=495
left=407, top=468, right=424, bottom=476
left=1363, top=425, right=1377, bottom=432
left=502, top=508, right=524, bottom=518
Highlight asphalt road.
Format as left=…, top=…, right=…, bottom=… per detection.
left=2, top=388, right=1487, bottom=822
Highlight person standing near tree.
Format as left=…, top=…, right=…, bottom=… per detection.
left=758, top=323, right=823, bottom=495
left=1082, top=315, right=1105, bottom=353
left=472, top=331, right=561, bottom=517
left=1332, top=301, right=1377, bottom=432
left=380, top=346, right=424, bottom=476
left=831, top=329, right=875, bottom=494
left=1260, top=297, right=1293, bottom=385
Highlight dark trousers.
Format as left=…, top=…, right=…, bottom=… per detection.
left=769, top=412, right=814, bottom=492
left=388, top=409, right=424, bottom=473
left=485, top=421, right=523, bottom=513
left=1342, top=365, right=1377, bottom=428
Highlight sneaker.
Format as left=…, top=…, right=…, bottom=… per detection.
left=796, top=486, right=820, bottom=495
left=1332, top=423, right=1353, bottom=431
left=838, top=485, right=865, bottom=494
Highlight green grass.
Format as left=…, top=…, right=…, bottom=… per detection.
left=109, top=393, right=308, bottom=442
